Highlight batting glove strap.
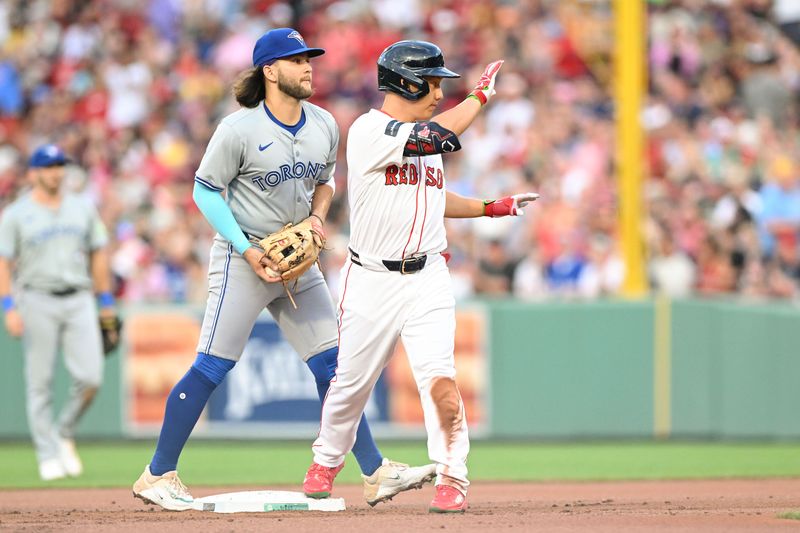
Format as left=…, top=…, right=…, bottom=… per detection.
left=483, top=193, right=540, bottom=217
left=468, top=60, right=504, bottom=106
left=483, top=198, right=514, bottom=217
left=467, top=91, right=487, bottom=106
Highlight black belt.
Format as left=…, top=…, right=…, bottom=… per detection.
left=25, top=286, right=80, bottom=297
left=50, top=287, right=79, bottom=297
left=243, top=231, right=265, bottom=245
left=349, top=248, right=427, bottom=274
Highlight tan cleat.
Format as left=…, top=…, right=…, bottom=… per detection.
left=363, top=458, right=437, bottom=506
left=132, top=465, right=194, bottom=511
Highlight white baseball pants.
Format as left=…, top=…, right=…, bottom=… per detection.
left=312, top=253, right=470, bottom=492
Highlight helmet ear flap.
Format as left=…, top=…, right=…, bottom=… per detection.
left=400, top=77, right=426, bottom=96
left=378, top=63, right=429, bottom=101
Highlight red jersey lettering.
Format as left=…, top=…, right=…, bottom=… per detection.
left=425, top=166, right=436, bottom=187
left=385, top=163, right=442, bottom=188
left=385, top=164, right=399, bottom=185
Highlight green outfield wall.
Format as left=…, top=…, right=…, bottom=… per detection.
left=0, top=331, right=123, bottom=438
left=488, top=298, right=800, bottom=439
left=488, top=300, right=654, bottom=438
left=1, top=298, right=798, bottom=440
left=669, top=299, right=800, bottom=438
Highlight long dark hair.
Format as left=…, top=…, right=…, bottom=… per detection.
left=233, top=67, right=266, bottom=108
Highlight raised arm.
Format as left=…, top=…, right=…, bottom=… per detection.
left=402, top=60, right=505, bottom=157
left=430, top=60, right=503, bottom=136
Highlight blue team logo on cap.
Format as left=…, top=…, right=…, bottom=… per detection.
left=29, top=144, right=69, bottom=168
left=252, top=27, right=325, bottom=67
left=287, top=30, right=305, bottom=46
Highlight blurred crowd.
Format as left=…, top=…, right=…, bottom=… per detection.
left=2, top=0, right=800, bottom=303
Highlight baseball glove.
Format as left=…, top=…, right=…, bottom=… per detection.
left=99, top=314, right=122, bottom=356
left=258, top=218, right=325, bottom=308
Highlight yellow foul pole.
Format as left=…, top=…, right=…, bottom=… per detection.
left=614, top=0, right=647, bottom=296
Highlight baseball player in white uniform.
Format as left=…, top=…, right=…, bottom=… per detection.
left=0, top=144, right=116, bottom=481
left=302, top=41, right=538, bottom=513
left=132, top=28, right=435, bottom=511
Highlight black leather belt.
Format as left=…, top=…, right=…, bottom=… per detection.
left=49, top=287, right=79, bottom=297
left=349, top=248, right=427, bottom=274
left=25, top=286, right=80, bottom=297
left=243, top=231, right=265, bottom=245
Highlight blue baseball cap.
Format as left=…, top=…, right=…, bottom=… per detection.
left=252, top=28, right=325, bottom=68
left=29, top=144, right=70, bottom=168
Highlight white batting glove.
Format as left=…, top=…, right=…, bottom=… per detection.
left=483, top=193, right=540, bottom=217
left=468, top=60, right=504, bottom=106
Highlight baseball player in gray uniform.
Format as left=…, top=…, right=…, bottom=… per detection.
left=0, top=144, right=116, bottom=481
left=133, top=27, right=435, bottom=511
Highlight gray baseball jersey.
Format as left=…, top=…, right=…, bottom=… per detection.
left=0, top=192, right=108, bottom=290
left=194, top=101, right=339, bottom=362
left=195, top=100, right=338, bottom=238
left=0, top=191, right=106, bottom=463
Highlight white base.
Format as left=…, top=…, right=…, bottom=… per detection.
left=191, top=490, right=346, bottom=513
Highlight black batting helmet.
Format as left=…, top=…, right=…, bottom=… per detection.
left=377, top=40, right=460, bottom=101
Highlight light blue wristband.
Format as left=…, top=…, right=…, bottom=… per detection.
left=2, top=295, right=14, bottom=312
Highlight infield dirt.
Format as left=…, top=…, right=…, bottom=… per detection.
left=2, top=478, right=799, bottom=532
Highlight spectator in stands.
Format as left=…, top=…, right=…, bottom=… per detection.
left=649, top=230, right=696, bottom=298
left=0, top=0, right=798, bottom=303
left=756, top=155, right=800, bottom=258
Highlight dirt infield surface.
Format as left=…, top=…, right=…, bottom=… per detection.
left=2, top=479, right=799, bottom=532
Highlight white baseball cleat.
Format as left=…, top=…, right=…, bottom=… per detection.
left=59, top=438, right=83, bottom=477
left=39, top=458, right=67, bottom=481
left=132, top=465, right=194, bottom=511
left=363, top=458, right=437, bottom=506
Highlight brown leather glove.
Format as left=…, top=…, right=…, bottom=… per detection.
left=99, top=314, right=122, bottom=356
left=258, top=219, right=325, bottom=282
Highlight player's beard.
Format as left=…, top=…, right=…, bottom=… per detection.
left=277, top=73, right=313, bottom=100
left=35, top=170, right=64, bottom=197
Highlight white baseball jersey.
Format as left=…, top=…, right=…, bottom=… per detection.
left=313, top=108, right=470, bottom=493
left=346, top=109, right=447, bottom=259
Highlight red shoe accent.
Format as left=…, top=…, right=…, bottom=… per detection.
left=429, top=484, right=467, bottom=513
left=303, top=462, right=344, bottom=499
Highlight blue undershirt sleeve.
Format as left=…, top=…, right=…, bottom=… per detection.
left=192, top=181, right=252, bottom=255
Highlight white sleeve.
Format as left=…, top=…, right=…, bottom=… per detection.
left=195, top=122, right=243, bottom=191
left=358, top=118, right=415, bottom=173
